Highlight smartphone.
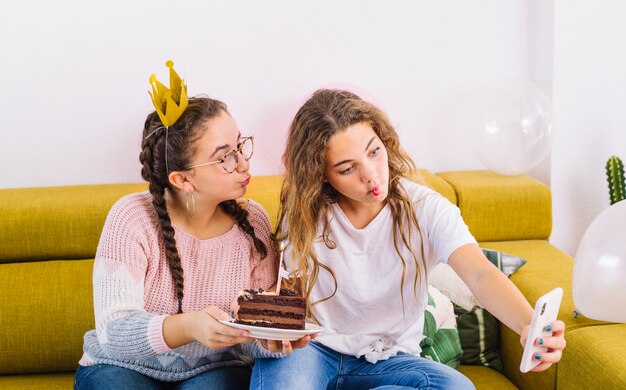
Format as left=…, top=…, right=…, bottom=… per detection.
left=519, top=287, right=563, bottom=373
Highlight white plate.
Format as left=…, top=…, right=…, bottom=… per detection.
left=219, top=319, right=324, bottom=341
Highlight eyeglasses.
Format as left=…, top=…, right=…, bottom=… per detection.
left=186, top=136, right=254, bottom=174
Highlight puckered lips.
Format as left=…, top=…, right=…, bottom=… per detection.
left=371, top=185, right=381, bottom=196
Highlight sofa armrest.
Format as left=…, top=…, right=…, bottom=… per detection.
left=437, top=170, right=551, bottom=242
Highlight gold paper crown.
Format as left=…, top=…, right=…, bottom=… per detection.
left=148, top=60, right=189, bottom=127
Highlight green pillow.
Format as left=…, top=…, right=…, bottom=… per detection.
left=453, top=248, right=527, bottom=373
left=455, top=304, right=503, bottom=372
left=480, top=248, right=527, bottom=277
left=420, top=286, right=463, bottom=369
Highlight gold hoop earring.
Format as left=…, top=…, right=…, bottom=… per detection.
left=186, top=191, right=196, bottom=217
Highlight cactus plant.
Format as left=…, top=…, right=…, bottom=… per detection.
left=606, top=155, right=626, bottom=205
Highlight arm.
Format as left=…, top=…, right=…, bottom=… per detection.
left=448, top=243, right=566, bottom=372
left=94, top=197, right=252, bottom=359
left=162, top=307, right=253, bottom=350
left=92, top=199, right=169, bottom=359
left=98, top=274, right=253, bottom=356
left=448, top=243, right=533, bottom=334
left=416, top=188, right=534, bottom=332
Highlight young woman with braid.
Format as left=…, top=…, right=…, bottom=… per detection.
left=251, top=89, right=566, bottom=390
left=75, top=90, right=310, bottom=389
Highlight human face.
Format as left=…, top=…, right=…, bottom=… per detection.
left=324, top=122, right=389, bottom=208
left=186, top=111, right=252, bottom=201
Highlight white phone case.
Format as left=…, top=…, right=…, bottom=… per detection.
left=519, top=287, right=563, bottom=373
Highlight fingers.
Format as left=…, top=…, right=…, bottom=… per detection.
left=281, top=340, right=293, bottom=354
left=202, top=308, right=250, bottom=338
left=291, top=335, right=312, bottom=350
left=256, top=332, right=318, bottom=353
left=535, top=334, right=566, bottom=351
left=204, top=306, right=230, bottom=321
left=259, top=339, right=282, bottom=352
left=230, top=298, right=240, bottom=319
left=530, top=330, right=564, bottom=373
left=258, top=339, right=299, bottom=354
left=530, top=349, right=563, bottom=372
left=197, top=306, right=253, bottom=348
left=546, top=320, right=566, bottom=336
left=533, top=320, right=567, bottom=351
left=534, top=349, right=563, bottom=364
left=211, top=321, right=253, bottom=344
left=211, top=331, right=254, bottom=345
left=530, top=361, right=553, bottom=372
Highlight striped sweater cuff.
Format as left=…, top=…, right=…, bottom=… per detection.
left=148, top=314, right=173, bottom=354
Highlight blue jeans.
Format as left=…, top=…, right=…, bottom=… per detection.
left=74, top=364, right=251, bottom=390
left=251, top=341, right=475, bottom=390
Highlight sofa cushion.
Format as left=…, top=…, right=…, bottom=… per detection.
left=0, top=184, right=146, bottom=263
left=459, top=365, right=518, bottom=390
left=0, top=259, right=94, bottom=374
left=0, top=372, right=74, bottom=390
left=243, top=175, right=283, bottom=228
left=558, top=324, right=626, bottom=389
left=0, top=177, right=285, bottom=265
left=437, top=171, right=551, bottom=242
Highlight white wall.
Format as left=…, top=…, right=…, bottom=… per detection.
left=551, top=0, right=626, bottom=254
left=3, top=1, right=624, bottom=271
left=0, top=0, right=537, bottom=189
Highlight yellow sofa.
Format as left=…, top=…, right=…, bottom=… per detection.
left=1, top=170, right=625, bottom=389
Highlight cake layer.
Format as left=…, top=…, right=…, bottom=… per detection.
left=238, top=303, right=305, bottom=318
left=238, top=294, right=304, bottom=307
left=236, top=288, right=306, bottom=330
left=235, top=319, right=304, bottom=330
left=237, top=314, right=304, bottom=326
left=238, top=309, right=304, bottom=321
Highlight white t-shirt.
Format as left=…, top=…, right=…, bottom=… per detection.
left=283, top=179, right=476, bottom=362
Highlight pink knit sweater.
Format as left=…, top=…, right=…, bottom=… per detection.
left=79, top=191, right=279, bottom=381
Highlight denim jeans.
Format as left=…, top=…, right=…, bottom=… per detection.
left=251, top=341, right=475, bottom=390
left=74, top=364, right=251, bottom=390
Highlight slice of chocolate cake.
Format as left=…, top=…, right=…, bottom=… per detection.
left=236, top=288, right=306, bottom=330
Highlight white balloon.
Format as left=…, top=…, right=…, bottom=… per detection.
left=573, top=200, right=626, bottom=323
left=473, top=80, right=553, bottom=175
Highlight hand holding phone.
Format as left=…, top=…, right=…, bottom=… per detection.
left=520, top=287, right=563, bottom=373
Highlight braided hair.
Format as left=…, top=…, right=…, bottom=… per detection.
left=139, top=97, right=267, bottom=313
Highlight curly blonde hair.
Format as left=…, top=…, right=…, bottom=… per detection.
left=276, top=89, right=427, bottom=317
